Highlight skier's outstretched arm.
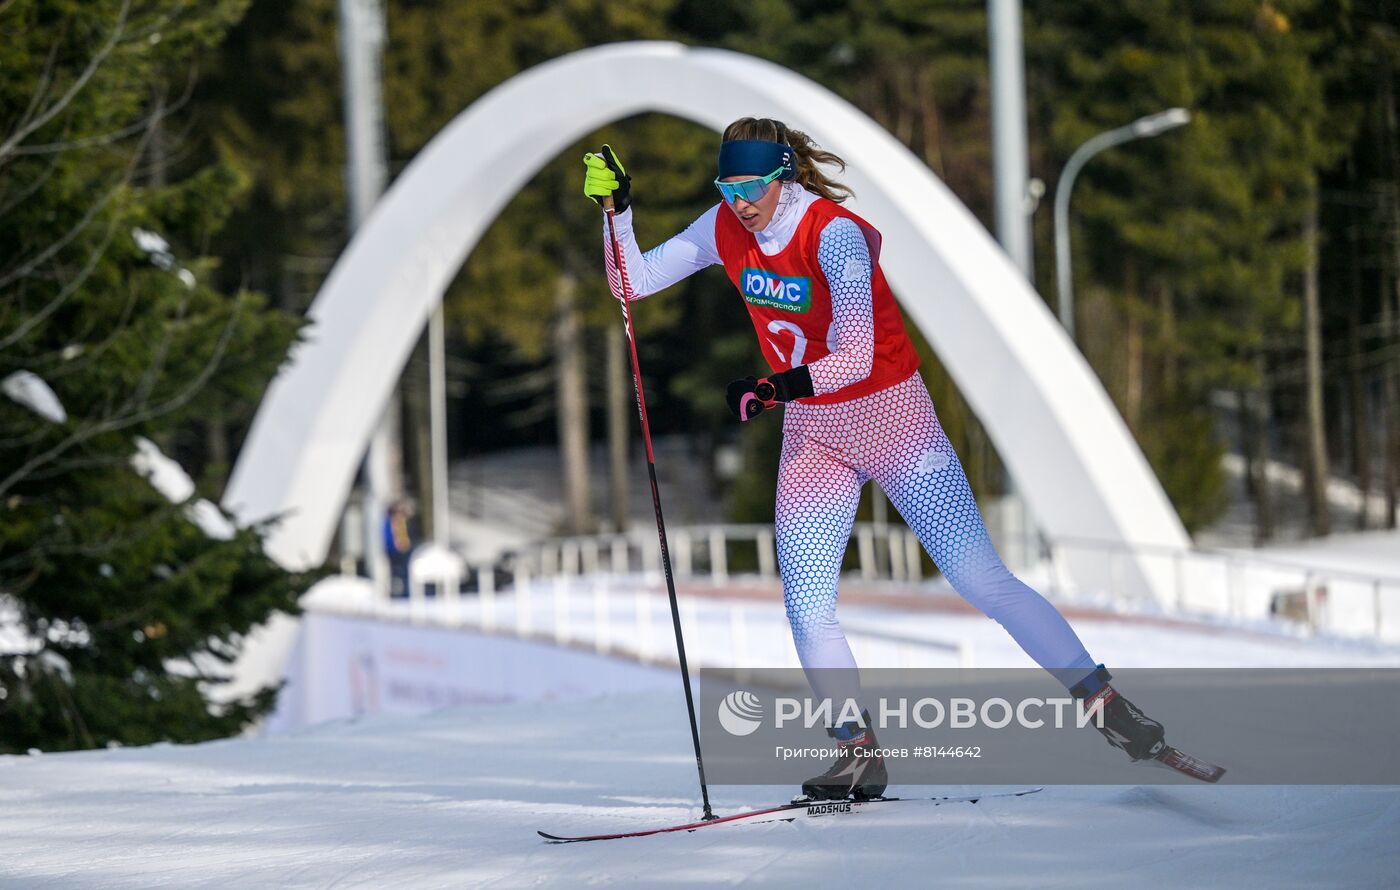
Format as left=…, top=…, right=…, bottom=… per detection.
left=603, top=204, right=721, bottom=300
left=583, top=145, right=720, bottom=300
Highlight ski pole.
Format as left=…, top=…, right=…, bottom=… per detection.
left=602, top=196, right=715, bottom=821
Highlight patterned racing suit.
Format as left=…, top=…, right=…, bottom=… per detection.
left=603, top=182, right=1097, bottom=708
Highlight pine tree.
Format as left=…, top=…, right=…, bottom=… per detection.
left=1314, top=0, right=1400, bottom=529
left=1026, top=0, right=1348, bottom=536
left=0, top=0, right=313, bottom=752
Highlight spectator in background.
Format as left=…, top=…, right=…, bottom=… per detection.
left=384, top=499, right=417, bottom=598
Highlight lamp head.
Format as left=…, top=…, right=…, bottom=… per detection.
left=1132, top=107, right=1191, bottom=137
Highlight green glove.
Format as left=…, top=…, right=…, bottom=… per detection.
left=582, top=144, right=631, bottom=212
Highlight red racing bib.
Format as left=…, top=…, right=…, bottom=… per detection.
left=714, top=197, right=919, bottom=405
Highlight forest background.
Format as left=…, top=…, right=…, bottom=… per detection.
left=200, top=0, right=1400, bottom=543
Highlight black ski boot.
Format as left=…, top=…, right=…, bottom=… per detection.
left=800, top=710, right=888, bottom=801
left=1071, top=666, right=1166, bottom=761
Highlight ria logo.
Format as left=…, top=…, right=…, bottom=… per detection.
left=718, top=690, right=764, bottom=736
left=740, top=268, right=811, bottom=313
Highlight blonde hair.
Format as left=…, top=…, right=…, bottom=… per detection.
left=721, top=117, right=854, bottom=204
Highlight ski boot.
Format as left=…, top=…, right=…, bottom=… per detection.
left=799, top=709, right=888, bottom=801
left=1071, top=665, right=1166, bottom=761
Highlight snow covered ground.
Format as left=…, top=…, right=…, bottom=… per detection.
left=9, top=535, right=1400, bottom=887
left=5, top=603, right=1400, bottom=888
left=1, top=689, right=1397, bottom=888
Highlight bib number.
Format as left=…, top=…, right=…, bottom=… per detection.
left=767, top=320, right=840, bottom=368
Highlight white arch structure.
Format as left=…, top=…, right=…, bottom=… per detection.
left=223, top=42, right=1189, bottom=602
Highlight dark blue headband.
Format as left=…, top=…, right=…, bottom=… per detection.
left=717, top=139, right=797, bottom=181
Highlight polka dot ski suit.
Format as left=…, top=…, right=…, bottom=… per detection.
left=603, top=182, right=1096, bottom=710
left=778, top=373, right=1094, bottom=706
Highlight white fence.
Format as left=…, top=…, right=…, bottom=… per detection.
left=1048, top=536, right=1400, bottom=641
left=406, top=523, right=1400, bottom=644
left=492, top=522, right=925, bottom=588
left=381, top=573, right=972, bottom=679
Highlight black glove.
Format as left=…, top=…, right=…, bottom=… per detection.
left=726, top=376, right=773, bottom=421
left=726, top=366, right=814, bottom=421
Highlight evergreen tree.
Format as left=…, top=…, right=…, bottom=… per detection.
left=194, top=0, right=348, bottom=314
left=1312, top=0, right=1400, bottom=529
left=0, top=0, right=313, bottom=752
left=1025, top=0, right=1348, bottom=535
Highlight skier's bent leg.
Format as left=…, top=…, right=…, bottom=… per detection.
left=854, top=375, right=1171, bottom=763
left=903, top=465, right=1169, bottom=760
left=947, top=548, right=1096, bottom=687
left=775, top=440, right=864, bottom=714
left=875, top=416, right=1095, bottom=688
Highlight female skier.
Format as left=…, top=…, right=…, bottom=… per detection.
left=582, top=118, right=1168, bottom=801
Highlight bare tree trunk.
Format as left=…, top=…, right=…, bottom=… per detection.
left=967, top=401, right=991, bottom=500
left=1238, top=387, right=1256, bottom=537
left=1242, top=362, right=1275, bottom=543
left=1302, top=188, right=1330, bottom=536
left=893, top=69, right=915, bottom=148
left=148, top=94, right=168, bottom=188
left=401, top=338, right=434, bottom=539
left=204, top=408, right=228, bottom=481
left=1386, top=280, right=1400, bottom=530
left=1347, top=294, right=1369, bottom=530
left=1385, top=73, right=1400, bottom=529
left=554, top=274, right=592, bottom=535
left=1123, top=259, right=1143, bottom=432
left=1347, top=155, right=1371, bottom=529
left=916, top=67, right=946, bottom=178
left=279, top=258, right=299, bottom=313
left=606, top=321, right=630, bottom=532
left=1385, top=204, right=1400, bottom=529
left=1159, top=283, right=1178, bottom=398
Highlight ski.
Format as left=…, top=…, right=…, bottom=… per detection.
left=537, top=788, right=1042, bottom=843
left=1151, top=745, right=1226, bottom=783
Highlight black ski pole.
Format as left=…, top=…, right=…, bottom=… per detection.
left=602, top=196, right=715, bottom=821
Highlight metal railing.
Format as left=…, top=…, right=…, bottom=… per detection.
left=405, top=523, right=1400, bottom=644
left=1047, top=535, right=1400, bottom=642
left=379, top=573, right=972, bottom=677
left=499, top=522, right=926, bottom=588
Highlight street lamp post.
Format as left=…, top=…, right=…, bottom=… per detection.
left=1053, top=107, right=1191, bottom=341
